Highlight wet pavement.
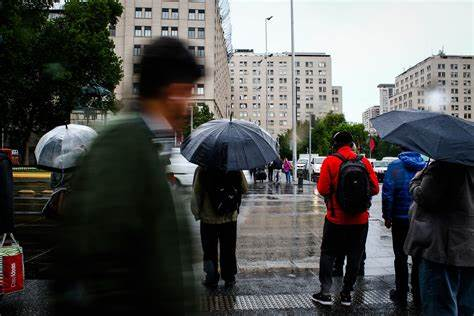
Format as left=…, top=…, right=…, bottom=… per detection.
left=1, top=180, right=421, bottom=315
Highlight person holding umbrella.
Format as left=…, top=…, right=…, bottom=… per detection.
left=372, top=111, right=474, bottom=315
left=182, top=113, right=279, bottom=288
left=191, top=167, right=248, bottom=288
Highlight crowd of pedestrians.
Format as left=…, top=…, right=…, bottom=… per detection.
left=2, top=37, right=469, bottom=315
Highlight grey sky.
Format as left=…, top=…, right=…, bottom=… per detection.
left=229, top=0, right=474, bottom=122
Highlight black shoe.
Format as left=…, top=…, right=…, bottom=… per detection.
left=311, top=292, right=333, bottom=306
left=389, top=289, right=407, bottom=305
left=340, top=291, right=352, bottom=306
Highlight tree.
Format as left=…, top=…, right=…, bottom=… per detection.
left=0, top=0, right=123, bottom=163
left=183, top=103, right=215, bottom=137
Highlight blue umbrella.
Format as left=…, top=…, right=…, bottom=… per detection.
left=181, top=118, right=279, bottom=171
left=371, top=110, right=474, bottom=166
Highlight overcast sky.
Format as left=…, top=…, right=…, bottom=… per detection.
left=229, top=0, right=474, bottom=122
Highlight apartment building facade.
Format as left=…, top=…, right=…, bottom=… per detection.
left=229, top=50, right=343, bottom=137
left=362, top=105, right=380, bottom=131
left=377, top=83, right=395, bottom=114
left=389, top=53, right=473, bottom=121
left=112, top=0, right=232, bottom=118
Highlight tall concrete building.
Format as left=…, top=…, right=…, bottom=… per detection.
left=111, top=0, right=232, bottom=118
left=377, top=83, right=395, bottom=114
left=229, top=50, right=343, bottom=137
left=389, top=53, right=473, bottom=121
left=362, top=105, right=380, bottom=131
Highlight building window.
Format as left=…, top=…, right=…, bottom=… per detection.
left=134, top=26, right=142, bottom=37
left=135, top=7, right=143, bottom=18
left=144, top=8, right=152, bottom=18
left=133, top=83, right=140, bottom=95
left=188, top=27, right=196, bottom=38
left=319, top=95, right=326, bottom=101
left=451, top=64, right=458, bottom=70
left=305, top=70, right=313, bottom=76
left=318, top=62, right=326, bottom=68
left=188, top=46, right=196, bottom=56
left=171, top=8, right=179, bottom=19
left=197, top=27, right=205, bottom=39
left=144, top=26, right=152, bottom=37
left=109, top=24, right=116, bottom=37
left=161, top=26, right=169, bottom=36
left=171, top=27, right=178, bottom=37
left=319, top=78, right=326, bottom=84
left=197, top=84, right=204, bottom=95
left=463, top=64, right=471, bottom=70
left=197, top=9, right=205, bottom=20
left=438, top=64, right=445, bottom=70
left=305, top=62, right=313, bottom=67
left=188, top=9, right=196, bottom=20
left=133, top=63, right=141, bottom=74
left=133, top=45, right=141, bottom=56
left=318, top=70, right=326, bottom=76
left=162, top=8, right=170, bottom=19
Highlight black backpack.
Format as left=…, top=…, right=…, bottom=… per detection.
left=208, top=171, right=242, bottom=215
left=332, top=153, right=372, bottom=215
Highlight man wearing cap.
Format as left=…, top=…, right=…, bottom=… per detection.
left=312, top=131, right=379, bottom=306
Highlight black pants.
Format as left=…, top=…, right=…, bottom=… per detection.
left=334, top=250, right=366, bottom=273
left=392, top=218, right=420, bottom=296
left=200, top=221, right=237, bottom=282
left=268, top=168, right=274, bottom=182
left=319, top=219, right=368, bottom=294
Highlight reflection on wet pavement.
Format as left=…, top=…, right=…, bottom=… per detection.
left=182, top=182, right=395, bottom=277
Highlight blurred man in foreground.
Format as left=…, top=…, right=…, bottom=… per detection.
left=55, top=38, right=201, bottom=315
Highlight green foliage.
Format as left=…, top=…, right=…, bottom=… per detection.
left=0, top=0, right=123, bottom=162
left=183, top=103, right=215, bottom=137
left=277, top=112, right=397, bottom=159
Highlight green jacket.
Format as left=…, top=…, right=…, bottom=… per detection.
left=55, top=115, right=196, bottom=315
left=191, top=166, right=248, bottom=224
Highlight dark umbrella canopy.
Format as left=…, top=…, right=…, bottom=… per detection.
left=371, top=110, right=474, bottom=166
left=181, top=119, right=279, bottom=171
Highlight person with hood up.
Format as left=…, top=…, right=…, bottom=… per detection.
left=382, top=149, right=426, bottom=305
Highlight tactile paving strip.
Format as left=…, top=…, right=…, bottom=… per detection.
left=201, top=290, right=406, bottom=312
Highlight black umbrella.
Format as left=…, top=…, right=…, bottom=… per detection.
left=371, top=110, right=474, bottom=166
left=181, top=118, right=279, bottom=171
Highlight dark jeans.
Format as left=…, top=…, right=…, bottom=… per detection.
left=419, top=259, right=474, bottom=316
left=268, top=168, right=274, bottom=182
left=319, top=219, right=368, bottom=294
left=200, top=221, right=237, bottom=282
left=334, top=250, right=366, bottom=273
left=391, top=219, right=421, bottom=298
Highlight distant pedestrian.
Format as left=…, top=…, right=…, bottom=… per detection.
left=267, top=161, right=274, bottom=182
left=283, top=158, right=293, bottom=184
left=405, top=161, right=474, bottom=315
left=382, top=149, right=426, bottom=305
left=312, top=131, right=379, bottom=306
left=273, top=157, right=283, bottom=183
left=192, top=166, right=248, bottom=288
left=55, top=37, right=200, bottom=315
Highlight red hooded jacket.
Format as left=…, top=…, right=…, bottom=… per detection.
left=317, top=146, right=379, bottom=225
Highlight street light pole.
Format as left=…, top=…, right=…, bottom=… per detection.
left=309, top=115, right=312, bottom=181
left=290, top=0, right=297, bottom=182
left=264, top=16, right=273, bottom=131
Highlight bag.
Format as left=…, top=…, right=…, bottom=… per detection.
left=0, top=234, right=24, bottom=295
left=42, top=188, right=67, bottom=219
left=209, top=172, right=242, bottom=215
left=255, top=169, right=267, bottom=181
left=332, top=153, right=371, bottom=215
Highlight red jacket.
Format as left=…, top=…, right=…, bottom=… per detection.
left=317, top=146, right=379, bottom=225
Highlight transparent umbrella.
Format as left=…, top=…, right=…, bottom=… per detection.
left=34, top=124, right=97, bottom=172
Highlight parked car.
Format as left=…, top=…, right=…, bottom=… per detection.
left=373, top=160, right=391, bottom=182
left=311, top=156, right=326, bottom=182
left=166, top=147, right=197, bottom=186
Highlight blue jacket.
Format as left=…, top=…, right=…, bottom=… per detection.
left=382, top=152, right=426, bottom=221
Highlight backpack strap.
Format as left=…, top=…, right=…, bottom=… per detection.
left=332, top=152, right=346, bottom=162
left=328, top=152, right=346, bottom=218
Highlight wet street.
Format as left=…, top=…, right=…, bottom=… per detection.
left=0, top=181, right=421, bottom=315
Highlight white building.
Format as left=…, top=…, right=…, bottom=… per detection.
left=229, top=50, right=343, bottom=137
left=389, top=53, right=473, bottom=121
left=362, top=105, right=380, bottom=131
left=377, top=83, right=395, bottom=114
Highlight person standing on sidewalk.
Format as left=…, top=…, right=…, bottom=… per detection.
left=405, top=161, right=474, bottom=315
left=382, top=150, right=426, bottom=305
left=192, top=166, right=248, bottom=288
left=283, top=158, right=293, bottom=184
left=312, top=131, right=379, bottom=306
